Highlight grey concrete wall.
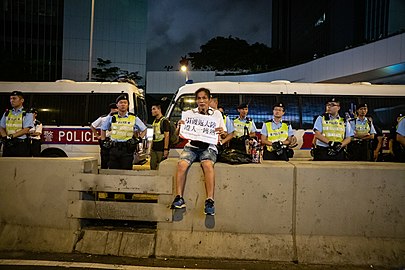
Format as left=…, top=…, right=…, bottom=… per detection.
left=0, top=157, right=98, bottom=252
left=156, top=159, right=405, bottom=266
left=1, top=157, right=404, bottom=267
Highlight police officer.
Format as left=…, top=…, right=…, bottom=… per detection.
left=261, top=103, right=295, bottom=161
left=313, top=98, right=353, bottom=161
left=100, top=94, right=147, bottom=170
left=0, top=91, right=34, bottom=157
left=90, top=103, right=118, bottom=169
left=150, top=103, right=170, bottom=170
left=395, top=113, right=405, bottom=162
left=347, top=103, right=376, bottom=161
left=209, top=98, right=234, bottom=146
left=229, top=103, right=257, bottom=152
left=28, top=108, right=43, bottom=157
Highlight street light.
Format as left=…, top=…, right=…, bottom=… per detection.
left=179, top=56, right=189, bottom=83
left=181, top=65, right=189, bottom=82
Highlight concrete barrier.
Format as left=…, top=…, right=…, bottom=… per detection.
left=0, top=157, right=404, bottom=267
left=0, top=157, right=97, bottom=252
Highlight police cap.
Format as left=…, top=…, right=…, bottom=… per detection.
left=29, top=108, right=38, bottom=114
left=237, top=103, right=248, bottom=109
left=11, top=91, right=24, bottom=98
left=116, top=94, right=129, bottom=103
left=272, top=103, right=285, bottom=111
left=357, top=103, right=368, bottom=109
left=109, top=102, right=118, bottom=109
left=325, top=97, right=340, bottom=105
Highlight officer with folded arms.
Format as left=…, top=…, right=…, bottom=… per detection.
left=0, top=91, right=34, bottom=157
left=347, top=103, right=376, bottom=161
left=313, top=97, right=353, bottom=161
left=100, top=94, right=147, bottom=170
left=261, top=103, right=295, bottom=161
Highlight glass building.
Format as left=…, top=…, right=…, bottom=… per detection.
left=62, top=0, right=147, bottom=83
left=0, top=0, right=147, bottom=83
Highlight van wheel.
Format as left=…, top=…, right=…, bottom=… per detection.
left=40, top=148, right=68, bottom=157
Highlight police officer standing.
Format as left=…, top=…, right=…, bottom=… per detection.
left=90, top=103, right=118, bottom=169
left=347, top=103, right=376, bottom=161
left=229, top=103, right=257, bottom=151
left=261, top=103, right=295, bottom=161
left=313, top=98, right=353, bottom=161
left=150, top=103, right=170, bottom=170
left=0, top=91, right=34, bottom=157
left=100, top=95, right=147, bottom=170
left=29, top=108, right=43, bottom=157
left=209, top=98, right=234, bottom=146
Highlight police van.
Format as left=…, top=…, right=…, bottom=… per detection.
left=166, top=81, right=405, bottom=157
left=0, top=80, right=149, bottom=161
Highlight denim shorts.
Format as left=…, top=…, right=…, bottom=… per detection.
left=179, top=146, right=217, bottom=165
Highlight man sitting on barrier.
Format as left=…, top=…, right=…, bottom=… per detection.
left=171, top=88, right=226, bottom=215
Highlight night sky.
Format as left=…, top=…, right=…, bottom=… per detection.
left=146, top=0, right=272, bottom=71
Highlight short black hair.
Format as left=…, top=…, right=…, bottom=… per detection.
left=237, top=103, right=248, bottom=109
left=151, top=103, right=162, bottom=110
left=195, top=88, right=211, bottom=99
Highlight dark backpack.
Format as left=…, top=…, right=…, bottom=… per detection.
left=160, top=117, right=179, bottom=147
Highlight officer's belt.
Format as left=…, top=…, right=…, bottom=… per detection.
left=111, top=141, right=128, bottom=147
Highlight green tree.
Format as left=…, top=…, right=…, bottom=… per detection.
left=91, top=58, right=143, bottom=83
left=188, top=36, right=283, bottom=73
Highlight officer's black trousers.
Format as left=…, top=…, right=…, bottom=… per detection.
left=263, top=148, right=291, bottom=161
left=108, top=145, right=134, bottom=170
left=313, top=146, right=346, bottom=161
left=3, top=139, right=30, bottom=157
left=100, top=146, right=110, bottom=169
left=347, top=141, right=372, bottom=161
left=30, top=139, right=42, bottom=157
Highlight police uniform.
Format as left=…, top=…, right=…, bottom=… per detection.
left=261, top=103, right=294, bottom=160
left=313, top=98, right=354, bottom=161
left=229, top=103, right=257, bottom=151
left=150, top=116, right=170, bottom=170
left=91, top=103, right=118, bottom=169
left=347, top=104, right=376, bottom=161
left=0, top=91, right=34, bottom=157
left=29, top=109, right=43, bottom=157
left=395, top=115, right=405, bottom=162
left=101, top=95, right=147, bottom=170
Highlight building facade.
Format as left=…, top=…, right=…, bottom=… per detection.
left=0, top=0, right=147, bottom=83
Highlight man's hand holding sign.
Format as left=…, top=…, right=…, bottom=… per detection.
left=179, top=110, right=224, bottom=145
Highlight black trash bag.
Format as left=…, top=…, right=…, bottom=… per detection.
left=217, top=148, right=252, bottom=164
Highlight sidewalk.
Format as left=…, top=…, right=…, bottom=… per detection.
left=0, top=251, right=396, bottom=270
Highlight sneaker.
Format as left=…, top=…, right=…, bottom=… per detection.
left=171, top=195, right=186, bottom=209
left=204, top=198, right=215, bottom=215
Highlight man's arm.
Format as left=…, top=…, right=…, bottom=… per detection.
left=397, top=134, right=405, bottom=147
left=90, top=125, right=101, bottom=139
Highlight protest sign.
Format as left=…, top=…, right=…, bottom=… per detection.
left=180, top=110, right=219, bottom=145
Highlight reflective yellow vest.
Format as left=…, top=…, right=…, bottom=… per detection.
left=110, top=114, right=136, bottom=141
left=233, top=118, right=252, bottom=138
left=322, top=115, right=345, bottom=142
left=5, top=110, right=25, bottom=136
left=152, top=117, right=165, bottom=142
left=353, top=118, right=370, bottom=137
left=265, top=121, right=289, bottom=151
